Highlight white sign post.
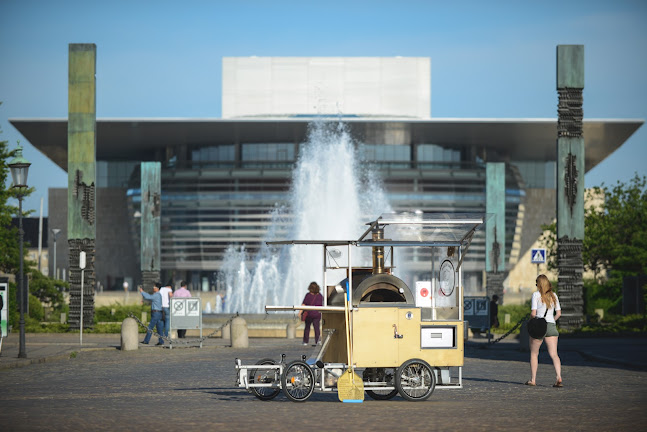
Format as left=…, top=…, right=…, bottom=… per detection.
left=79, top=251, right=86, bottom=346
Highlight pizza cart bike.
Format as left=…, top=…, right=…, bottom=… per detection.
left=234, top=212, right=486, bottom=402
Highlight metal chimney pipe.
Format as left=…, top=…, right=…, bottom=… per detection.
left=372, top=227, right=385, bottom=275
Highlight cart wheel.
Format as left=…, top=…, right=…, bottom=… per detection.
left=281, top=360, right=315, bottom=402
left=363, top=368, right=398, bottom=400
left=395, top=359, right=435, bottom=401
left=249, top=358, right=281, bottom=401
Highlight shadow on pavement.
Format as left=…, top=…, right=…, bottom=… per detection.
left=465, top=335, right=647, bottom=372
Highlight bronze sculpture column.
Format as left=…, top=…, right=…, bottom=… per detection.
left=140, top=162, right=161, bottom=291
left=67, top=44, right=97, bottom=330
left=485, top=162, right=506, bottom=303
left=556, top=45, right=585, bottom=330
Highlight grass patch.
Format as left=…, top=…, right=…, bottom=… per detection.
left=24, top=321, right=70, bottom=333
left=491, top=303, right=530, bottom=334
left=570, top=314, right=647, bottom=336
left=94, top=304, right=148, bottom=323
left=85, top=323, right=147, bottom=334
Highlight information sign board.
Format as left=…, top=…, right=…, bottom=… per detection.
left=464, top=296, right=489, bottom=330
left=0, top=281, right=7, bottom=337
left=171, top=297, right=201, bottom=330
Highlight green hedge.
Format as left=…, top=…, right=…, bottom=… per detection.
left=575, top=314, right=647, bottom=335
left=14, top=303, right=151, bottom=333
left=93, top=304, right=148, bottom=323
left=492, top=303, right=530, bottom=334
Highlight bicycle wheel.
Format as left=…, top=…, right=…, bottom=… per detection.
left=363, top=367, right=398, bottom=400
left=395, top=359, right=435, bottom=401
left=281, top=360, right=315, bottom=402
left=249, top=358, right=281, bottom=401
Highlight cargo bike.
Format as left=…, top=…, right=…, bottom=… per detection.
left=235, top=213, right=485, bottom=402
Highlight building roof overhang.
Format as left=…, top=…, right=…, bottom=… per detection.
left=9, top=117, right=643, bottom=172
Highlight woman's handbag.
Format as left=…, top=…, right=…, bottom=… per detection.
left=527, top=309, right=549, bottom=339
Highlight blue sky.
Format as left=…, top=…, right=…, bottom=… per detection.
left=1, top=0, right=646, bottom=216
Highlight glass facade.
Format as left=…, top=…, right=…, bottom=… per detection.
left=417, top=144, right=461, bottom=163
left=97, top=161, right=139, bottom=188
left=122, top=131, right=524, bottom=294
left=242, top=143, right=294, bottom=164
left=360, top=144, right=410, bottom=168
left=511, top=161, right=556, bottom=189
left=191, top=145, right=235, bottom=168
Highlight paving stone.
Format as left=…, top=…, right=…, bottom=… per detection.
left=0, top=336, right=645, bottom=430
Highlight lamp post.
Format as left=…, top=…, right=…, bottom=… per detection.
left=8, top=143, right=31, bottom=359
left=51, top=229, right=61, bottom=279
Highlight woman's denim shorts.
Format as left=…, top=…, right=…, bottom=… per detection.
left=544, top=322, right=559, bottom=338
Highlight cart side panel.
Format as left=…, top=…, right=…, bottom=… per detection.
left=322, top=312, right=348, bottom=364
left=353, top=308, right=400, bottom=368
left=401, top=320, right=465, bottom=367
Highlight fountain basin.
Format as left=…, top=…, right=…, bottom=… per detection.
left=201, top=313, right=311, bottom=338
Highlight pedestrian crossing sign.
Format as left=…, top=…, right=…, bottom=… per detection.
left=531, top=248, right=546, bottom=264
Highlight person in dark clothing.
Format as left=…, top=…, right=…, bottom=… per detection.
left=298, top=282, right=323, bottom=346
left=490, top=294, right=500, bottom=328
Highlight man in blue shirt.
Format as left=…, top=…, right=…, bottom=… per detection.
left=139, top=282, right=165, bottom=346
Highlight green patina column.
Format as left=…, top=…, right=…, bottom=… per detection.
left=556, top=45, right=585, bottom=330
left=485, top=162, right=506, bottom=304
left=141, top=162, right=161, bottom=291
left=68, top=43, right=97, bottom=330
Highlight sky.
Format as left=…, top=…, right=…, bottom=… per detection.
left=1, top=0, right=646, bottom=216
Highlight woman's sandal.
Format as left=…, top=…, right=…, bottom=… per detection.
left=525, top=380, right=536, bottom=386
left=553, top=380, right=563, bottom=388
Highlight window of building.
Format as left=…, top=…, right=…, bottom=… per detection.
left=192, top=145, right=235, bottom=164
left=511, top=161, right=556, bottom=189
left=359, top=144, right=410, bottom=168
left=242, top=143, right=294, bottom=161
left=240, top=143, right=294, bottom=168
left=417, top=144, right=461, bottom=163
left=97, top=161, right=139, bottom=188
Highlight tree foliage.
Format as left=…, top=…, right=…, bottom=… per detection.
left=539, top=221, right=557, bottom=271
left=1, top=117, right=35, bottom=275
left=540, top=174, right=647, bottom=278
left=583, top=175, right=647, bottom=278
left=28, top=269, right=68, bottom=312
left=2, top=106, right=43, bottom=329
left=0, top=126, right=21, bottom=274
left=540, top=175, right=647, bottom=316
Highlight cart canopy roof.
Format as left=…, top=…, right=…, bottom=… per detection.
left=363, top=212, right=487, bottom=246
left=267, top=212, right=488, bottom=247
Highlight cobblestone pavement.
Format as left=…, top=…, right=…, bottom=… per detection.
left=1, top=337, right=646, bottom=431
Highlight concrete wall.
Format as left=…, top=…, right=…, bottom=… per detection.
left=222, top=57, right=431, bottom=118
left=94, top=291, right=222, bottom=308
left=49, top=187, right=139, bottom=289
left=505, top=187, right=604, bottom=304
left=519, top=188, right=557, bottom=260
left=49, top=189, right=68, bottom=280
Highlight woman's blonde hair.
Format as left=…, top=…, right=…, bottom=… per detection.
left=308, top=282, right=320, bottom=294
left=535, top=274, right=556, bottom=309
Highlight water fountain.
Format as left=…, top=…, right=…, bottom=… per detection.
left=220, top=121, right=391, bottom=314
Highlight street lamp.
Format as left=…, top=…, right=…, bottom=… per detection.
left=8, top=143, right=31, bottom=359
left=51, top=229, right=61, bottom=279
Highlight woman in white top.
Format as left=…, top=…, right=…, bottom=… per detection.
left=160, top=283, right=174, bottom=338
left=526, top=274, right=563, bottom=387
